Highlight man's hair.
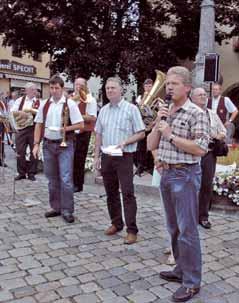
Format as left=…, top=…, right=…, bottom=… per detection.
left=167, top=66, right=191, bottom=86
left=213, top=82, right=221, bottom=87
left=144, top=78, right=153, bottom=85
left=25, top=82, right=37, bottom=89
left=106, top=76, right=122, bottom=87
left=49, top=75, right=64, bottom=88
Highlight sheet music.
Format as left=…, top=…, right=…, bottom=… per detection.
left=101, top=145, right=123, bottom=156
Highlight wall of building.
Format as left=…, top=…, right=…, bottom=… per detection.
left=0, top=36, right=50, bottom=98
left=216, top=38, right=239, bottom=104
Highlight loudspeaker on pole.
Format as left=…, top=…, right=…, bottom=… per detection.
left=204, top=53, right=220, bottom=83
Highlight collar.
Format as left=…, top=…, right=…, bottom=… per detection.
left=212, top=95, right=221, bottom=101
left=109, top=98, right=124, bottom=108
left=50, top=95, right=66, bottom=104
left=169, top=98, right=191, bottom=112
left=25, top=96, right=36, bottom=102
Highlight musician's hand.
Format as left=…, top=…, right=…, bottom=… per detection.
left=33, top=144, right=39, bottom=159
left=94, top=156, right=101, bottom=170
left=158, top=120, right=172, bottom=140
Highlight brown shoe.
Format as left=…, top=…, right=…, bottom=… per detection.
left=104, top=225, right=119, bottom=236
left=124, top=233, right=137, bottom=245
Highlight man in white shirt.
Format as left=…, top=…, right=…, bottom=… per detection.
left=72, top=77, right=97, bottom=192
left=207, top=83, right=238, bottom=143
left=11, top=82, right=40, bottom=181
left=33, top=75, right=84, bottom=223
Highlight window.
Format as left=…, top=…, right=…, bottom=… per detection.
left=32, top=52, right=42, bottom=62
left=12, top=44, right=22, bottom=57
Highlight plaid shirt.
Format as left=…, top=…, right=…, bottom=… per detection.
left=158, top=99, right=210, bottom=164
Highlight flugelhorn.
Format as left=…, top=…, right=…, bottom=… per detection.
left=60, top=105, right=69, bottom=147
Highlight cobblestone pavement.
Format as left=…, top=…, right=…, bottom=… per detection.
left=0, top=150, right=239, bottom=302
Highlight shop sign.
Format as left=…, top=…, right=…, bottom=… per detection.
left=0, top=59, right=36, bottom=75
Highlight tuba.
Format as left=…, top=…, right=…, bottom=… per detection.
left=140, top=70, right=165, bottom=131
left=72, top=85, right=89, bottom=103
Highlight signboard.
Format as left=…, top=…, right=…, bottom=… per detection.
left=0, top=59, right=36, bottom=75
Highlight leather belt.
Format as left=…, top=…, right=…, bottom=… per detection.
left=162, top=162, right=198, bottom=170
left=44, top=138, right=62, bottom=144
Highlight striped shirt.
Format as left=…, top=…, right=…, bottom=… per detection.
left=158, top=99, right=210, bottom=164
left=95, top=99, right=145, bottom=153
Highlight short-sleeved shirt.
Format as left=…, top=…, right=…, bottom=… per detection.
left=95, top=99, right=145, bottom=153
left=211, top=96, right=237, bottom=114
left=34, top=95, right=83, bottom=140
left=157, top=99, right=210, bottom=164
left=85, top=94, right=97, bottom=117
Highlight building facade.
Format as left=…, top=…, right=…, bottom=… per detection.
left=0, top=37, right=50, bottom=98
left=217, top=37, right=239, bottom=106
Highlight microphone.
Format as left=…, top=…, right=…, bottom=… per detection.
left=161, top=94, right=172, bottom=121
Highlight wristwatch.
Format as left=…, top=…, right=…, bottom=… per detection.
left=169, top=134, right=176, bottom=143
left=229, top=119, right=233, bottom=123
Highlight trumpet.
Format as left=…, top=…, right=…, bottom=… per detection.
left=60, top=105, right=69, bottom=147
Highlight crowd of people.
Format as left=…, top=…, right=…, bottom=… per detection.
left=0, top=66, right=238, bottom=302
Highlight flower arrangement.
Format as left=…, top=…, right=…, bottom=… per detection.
left=85, top=133, right=95, bottom=172
left=213, top=144, right=239, bottom=206
left=213, top=170, right=239, bottom=205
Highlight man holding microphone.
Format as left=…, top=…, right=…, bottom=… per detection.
left=148, top=66, right=209, bottom=302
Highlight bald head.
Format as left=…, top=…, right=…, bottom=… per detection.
left=74, top=77, right=87, bottom=93
left=191, top=87, right=207, bottom=109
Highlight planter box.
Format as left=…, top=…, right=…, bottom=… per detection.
left=211, top=192, right=239, bottom=211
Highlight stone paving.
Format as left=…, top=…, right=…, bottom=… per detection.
left=0, top=150, right=239, bottom=302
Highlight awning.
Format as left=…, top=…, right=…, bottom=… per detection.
left=11, top=79, right=41, bottom=90
left=0, top=73, right=49, bottom=83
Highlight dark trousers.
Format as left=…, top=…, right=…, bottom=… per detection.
left=101, top=153, right=138, bottom=234
left=73, top=131, right=91, bottom=191
left=199, top=151, right=216, bottom=221
left=135, top=131, right=154, bottom=174
left=15, top=126, right=37, bottom=176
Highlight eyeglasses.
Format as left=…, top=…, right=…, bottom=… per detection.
left=195, top=94, right=207, bottom=97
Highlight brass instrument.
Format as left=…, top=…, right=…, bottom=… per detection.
left=12, top=109, right=35, bottom=130
left=72, top=85, right=89, bottom=103
left=60, top=105, right=69, bottom=147
left=140, top=70, right=166, bottom=131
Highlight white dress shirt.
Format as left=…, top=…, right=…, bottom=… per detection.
left=34, top=95, right=83, bottom=140
left=210, top=96, right=237, bottom=114
left=11, top=96, right=37, bottom=112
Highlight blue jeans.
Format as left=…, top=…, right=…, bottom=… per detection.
left=43, top=140, right=74, bottom=215
left=160, top=164, right=202, bottom=288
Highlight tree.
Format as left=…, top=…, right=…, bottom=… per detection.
left=0, top=0, right=238, bottom=88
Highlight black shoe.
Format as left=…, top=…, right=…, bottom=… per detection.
left=0, top=163, right=8, bottom=167
left=74, top=186, right=82, bottom=193
left=45, top=210, right=61, bottom=218
left=15, top=175, right=26, bottom=181
left=199, top=220, right=211, bottom=229
left=62, top=214, right=75, bottom=223
left=28, top=175, right=36, bottom=181
left=172, top=286, right=200, bottom=302
left=160, top=271, right=182, bottom=283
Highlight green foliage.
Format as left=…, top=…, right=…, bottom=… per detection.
left=0, top=0, right=238, bottom=85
